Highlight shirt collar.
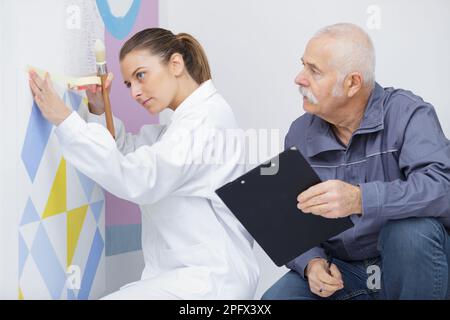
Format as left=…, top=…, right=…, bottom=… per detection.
left=357, top=82, right=385, bottom=132
left=170, top=79, right=217, bottom=122
left=305, top=82, right=385, bottom=157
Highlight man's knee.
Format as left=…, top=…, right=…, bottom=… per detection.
left=261, top=286, right=279, bottom=300
left=378, top=217, right=446, bottom=259
left=377, top=217, right=449, bottom=299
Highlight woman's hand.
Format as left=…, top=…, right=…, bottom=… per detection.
left=28, top=70, right=72, bottom=126
left=85, top=72, right=113, bottom=115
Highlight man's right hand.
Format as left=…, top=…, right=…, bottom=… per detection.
left=305, top=258, right=344, bottom=298
left=85, top=72, right=113, bottom=115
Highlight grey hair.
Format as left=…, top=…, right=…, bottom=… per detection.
left=313, top=23, right=376, bottom=89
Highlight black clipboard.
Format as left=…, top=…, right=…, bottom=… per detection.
left=216, top=147, right=354, bottom=266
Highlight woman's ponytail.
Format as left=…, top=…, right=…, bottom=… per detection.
left=175, top=33, right=211, bottom=84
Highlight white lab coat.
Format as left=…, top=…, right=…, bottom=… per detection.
left=55, top=80, right=260, bottom=299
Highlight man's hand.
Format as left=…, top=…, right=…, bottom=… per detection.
left=306, top=258, right=344, bottom=298
left=28, top=70, right=72, bottom=126
left=297, top=180, right=362, bottom=218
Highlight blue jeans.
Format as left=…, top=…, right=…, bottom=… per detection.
left=262, top=217, right=450, bottom=300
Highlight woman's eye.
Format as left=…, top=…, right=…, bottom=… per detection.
left=136, top=72, right=145, bottom=80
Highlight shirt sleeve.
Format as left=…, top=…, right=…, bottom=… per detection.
left=85, top=112, right=166, bottom=155
left=359, top=103, right=450, bottom=222
left=55, top=111, right=213, bottom=205
left=286, top=246, right=327, bottom=278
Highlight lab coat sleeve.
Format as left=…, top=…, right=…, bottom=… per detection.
left=55, top=111, right=210, bottom=205
left=85, top=111, right=165, bottom=154
left=359, top=104, right=450, bottom=223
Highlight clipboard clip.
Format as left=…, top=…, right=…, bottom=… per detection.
left=260, top=156, right=279, bottom=176
left=259, top=147, right=296, bottom=176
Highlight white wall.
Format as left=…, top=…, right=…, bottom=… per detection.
left=105, top=251, right=145, bottom=295
left=0, top=0, right=106, bottom=299
left=0, top=0, right=8, bottom=292
left=159, top=0, right=450, bottom=299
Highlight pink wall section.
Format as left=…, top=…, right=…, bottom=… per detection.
left=104, top=0, right=159, bottom=226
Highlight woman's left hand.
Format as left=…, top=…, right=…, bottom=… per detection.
left=29, top=70, right=72, bottom=126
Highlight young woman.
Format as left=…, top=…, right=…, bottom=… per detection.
left=28, top=28, right=259, bottom=299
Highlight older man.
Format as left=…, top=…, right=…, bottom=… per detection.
left=262, top=23, right=450, bottom=300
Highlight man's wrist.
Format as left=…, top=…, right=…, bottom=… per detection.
left=305, top=257, right=325, bottom=277
left=354, top=184, right=362, bottom=215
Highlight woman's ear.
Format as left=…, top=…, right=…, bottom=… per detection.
left=168, top=53, right=185, bottom=77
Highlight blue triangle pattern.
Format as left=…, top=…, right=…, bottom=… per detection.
left=20, top=198, right=40, bottom=226
left=31, top=223, right=66, bottom=300
left=78, top=228, right=104, bottom=300
left=76, top=169, right=96, bottom=201
left=67, top=90, right=83, bottom=112
left=21, top=101, right=53, bottom=182
left=90, top=200, right=104, bottom=224
left=19, top=232, right=29, bottom=278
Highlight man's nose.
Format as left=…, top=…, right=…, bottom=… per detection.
left=294, top=70, right=309, bottom=87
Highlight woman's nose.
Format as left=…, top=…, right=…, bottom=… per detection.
left=131, top=83, right=142, bottom=100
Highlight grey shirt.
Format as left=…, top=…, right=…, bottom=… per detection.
left=285, top=83, right=450, bottom=278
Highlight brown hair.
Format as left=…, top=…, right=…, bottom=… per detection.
left=120, top=28, right=211, bottom=84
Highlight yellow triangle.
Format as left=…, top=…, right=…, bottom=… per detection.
left=19, top=287, right=24, bottom=300
left=42, top=159, right=67, bottom=219
left=67, top=205, right=88, bottom=267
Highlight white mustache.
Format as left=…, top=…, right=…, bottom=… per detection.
left=298, top=86, right=318, bottom=105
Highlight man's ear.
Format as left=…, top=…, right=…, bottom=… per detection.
left=345, top=72, right=363, bottom=98
left=168, top=53, right=184, bottom=77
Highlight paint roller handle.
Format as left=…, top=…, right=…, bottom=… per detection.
left=100, top=73, right=115, bottom=139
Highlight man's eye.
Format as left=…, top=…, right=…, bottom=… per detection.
left=311, top=68, right=321, bottom=76
left=125, top=82, right=131, bottom=88
left=136, top=72, right=145, bottom=80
